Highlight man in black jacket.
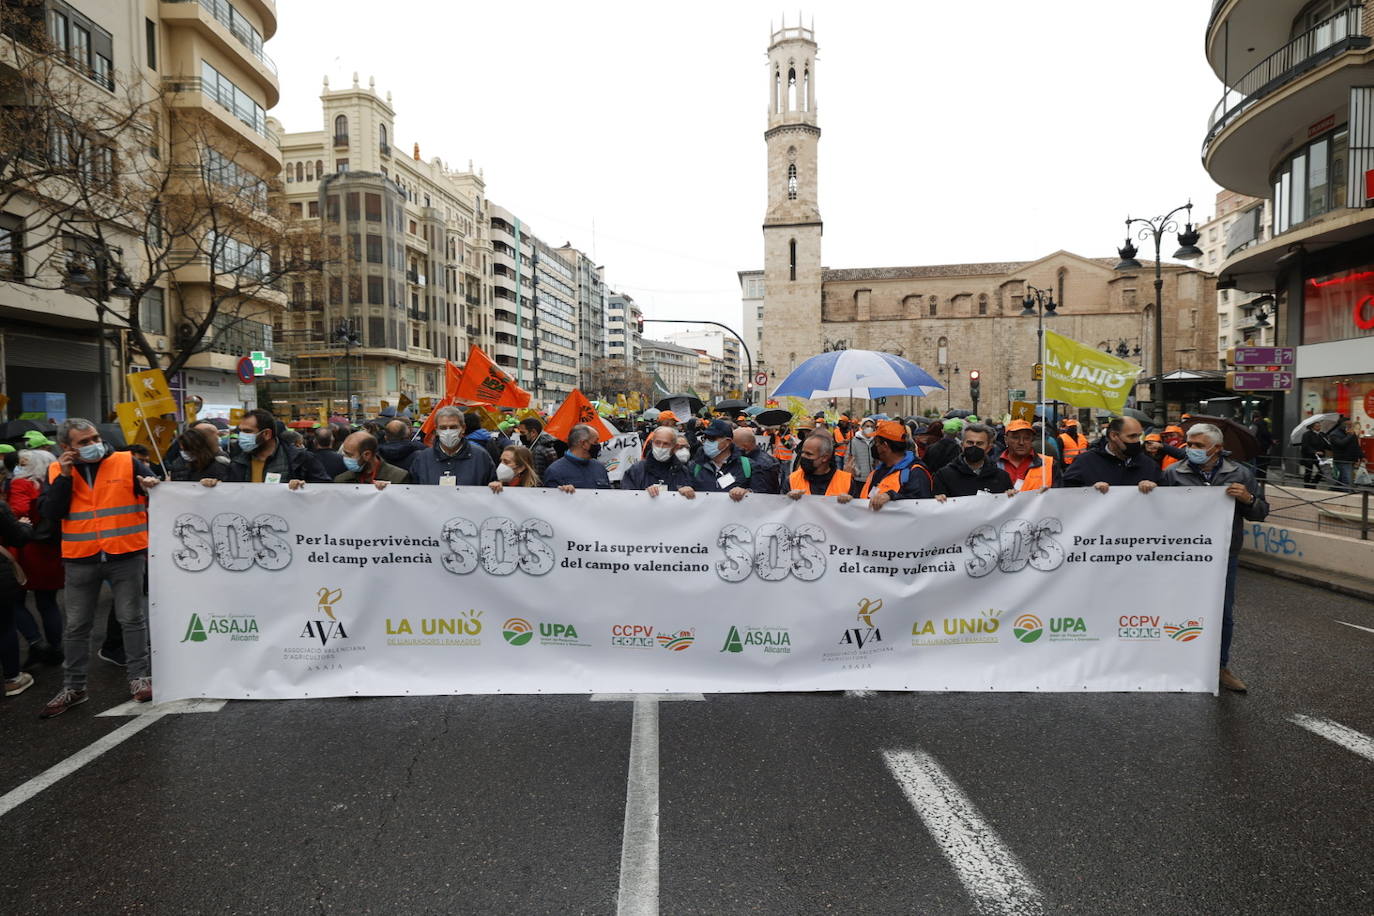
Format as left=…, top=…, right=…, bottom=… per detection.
left=621, top=425, right=697, bottom=498
left=1299, top=423, right=1331, bottom=487
left=220, top=409, right=331, bottom=488
left=732, top=427, right=781, bottom=494
left=1328, top=416, right=1363, bottom=491
left=923, top=420, right=962, bottom=474
left=1059, top=417, right=1162, bottom=493
left=376, top=419, right=425, bottom=472
left=933, top=423, right=1013, bottom=499
left=688, top=419, right=769, bottom=501
left=518, top=418, right=562, bottom=480
left=544, top=424, right=612, bottom=491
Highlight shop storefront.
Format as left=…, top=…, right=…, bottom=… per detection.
left=1294, top=256, right=1374, bottom=463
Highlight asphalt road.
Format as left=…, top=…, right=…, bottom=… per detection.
left=2, top=569, right=1371, bottom=915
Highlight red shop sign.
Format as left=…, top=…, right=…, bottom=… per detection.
left=1356, top=294, right=1374, bottom=331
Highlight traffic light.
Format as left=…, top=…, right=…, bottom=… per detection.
left=968, top=369, right=981, bottom=413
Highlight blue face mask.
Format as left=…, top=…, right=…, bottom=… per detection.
left=237, top=432, right=259, bottom=453
left=77, top=442, right=105, bottom=462
left=343, top=455, right=362, bottom=472
left=1185, top=447, right=1211, bottom=465
left=702, top=439, right=722, bottom=459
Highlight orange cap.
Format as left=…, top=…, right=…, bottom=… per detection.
left=875, top=419, right=906, bottom=441
left=1005, top=419, right=1034, bottom=433
left=1164, top=425, right=1184, bottom=435
left=1144, top=433, right=1162, bottom=442
left=1062, top=418, right=1079, bottom=427
left=658, top=410, right=678, bottom=422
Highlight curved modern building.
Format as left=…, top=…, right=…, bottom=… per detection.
left=1203, top=0, right=1374, bottom=445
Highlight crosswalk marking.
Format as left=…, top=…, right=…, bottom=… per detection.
left=97, top=698, right=227, bottom=717
left=1290, top=715, right=1374, bottom=763
left=883, top=749, right=1044, bottom=916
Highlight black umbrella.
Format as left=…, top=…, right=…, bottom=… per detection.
left=3, top=418, right=48, bottom=439
left=714, top=398, right=748, bottom=412
left=755, top=408, right=793, bottom=427
left=656, top=393, right=705, bottom=416
left=942, top=408, right=974, bottom=419
left=1182, top=415, right=1259, bottom=462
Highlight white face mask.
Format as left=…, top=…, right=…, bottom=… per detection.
left=437, top=429, right=462, bottom=449
left=496, top=462, right=516, bottom=482
left=651, top=445, right=673, bottom=462
left=675, top=447, right=691, bottom=463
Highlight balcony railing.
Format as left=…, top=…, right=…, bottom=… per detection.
left=333, top=134, right=350, bottom=148
left=164, top=0, right=278, bottom=75
left=1204, top=5, right=1369, bottom=152
left=162, top=76, right=278, bottom=145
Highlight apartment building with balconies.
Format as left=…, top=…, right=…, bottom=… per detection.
left=273, top=75, right=490, bottom=419
left=1204, top=0, right=1374, bottom=438
left=1, top=0, right=288, bottom=422
left=606, top=292, right=642, bottom=366
left=1199, top=190, right=1276, bottom=364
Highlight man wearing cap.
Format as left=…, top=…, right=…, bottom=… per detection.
left=786, top=433, right=853, bottom=500
left=688, top=419, right=768, bottom=501
left=924, top=419, right=962, bottom=473
left=859, top=419, right=933, bottom=510
left=1058, top=418, right=1089, bottom=464
left=1158, top=425, right=1187, bottom=470
left=995, top=419, right=1056, bottom=492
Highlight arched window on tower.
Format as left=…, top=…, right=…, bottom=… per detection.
left=787, top=164, right=797, bottom=200
left=929, top=296, right=938, bottom=317
left=1057, top=267, right=1067, bottom=309
left=379, top=123, right=388, bottom=148
left=334, top=114, right=348, bottom=141
left=978, top=293, right=988, bottom=315
left=789, top=239, right=797, bottom=281
left=803, top=68, right=810, bottom=112
left=774, top=69, right=781, bottom=113
left=295, top=162, right=304, bottom=182
left=787, top=68, right=797, bottom=111
left=316, top=159, right=324, bottom=177
left=937, top=336, right=949, bottom=366
left=305, top=161, right=313, bottom=181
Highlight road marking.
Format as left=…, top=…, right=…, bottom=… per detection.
left=592, top=693, right=704, bottom=916
left=882, top=749, right=1044, bottom=916
left=0, top=713, right=168, bottom=818
left=1290, top=715, right=1374, bottom=763
left=1335, top=620, right=1374, bottom=636
left=97, top=698, right=227, bottom=717
left=845, top=689, right=875, bottom=698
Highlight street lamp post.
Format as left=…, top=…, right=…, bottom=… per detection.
left=66, top=255, right=134, bottom=421
left=1113, top=203, right=1203, bottom=425
left=334, top=319, right=361, bottom=424
left=1020, top=285, right=1058, bottom=457
left=641, top=318, right=754, bottom=404
left=938, top=362, right=960, bottom=412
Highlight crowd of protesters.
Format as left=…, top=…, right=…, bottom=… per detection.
left=0, top=398, right=1296, bottom=713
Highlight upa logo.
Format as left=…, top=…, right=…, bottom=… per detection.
left=301, top=586, right=348, bottom=646
left=1046, top=616, right=1096, bottom=642
left=1164, top=618, right=1205, bottom=642
left=657, top=629, right=696, bottom=651
left=1012, top=614, right=1043, bottom=643
left=503, top=617, right=534, bottom=646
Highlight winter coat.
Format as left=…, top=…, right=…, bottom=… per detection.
left=744, top=447, right=783, bottom=495
left=524, top=432, right=561, bottom=479
left=5, top=476, right=63, bottom=590
left=1162, top=456, right=1269, bottom=556
left=621, top=456, right=696, bottom=492
left=1329, top=426, right=1363, bottom=461
left=408, top=440, right=497, bottom=486
left=543, top=454, right=611, bottom=489
left=924, top=436, right=961, bottom=474
left=933, top=458, right=1014, bottom=497
left=170, top=454, right=232, bottom=482
left=377, top=439, right=425, bottom=471
left=227, top=443, right=332, bottom=483
left=0, top=500, right=32, bottom=599
left=845, top=434, right=876, bottom=488
left=465, top=429, right=504, bottom=466
left=1301, top=429, right=1331, bottom=460
left=313, top=447, right=347, bottom=479
left=333, top=458, right=411, bottom=485
left=688, top=450, right=773, bottom=495
left=1059, top=439, right=1162, bottom=489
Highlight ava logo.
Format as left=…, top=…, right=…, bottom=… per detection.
left=657, top=629, right=696, bottom=651
left=911, top=609, right=1001, bottom=647
left=301, top=586, right=349, bottom=646
left=182, top=614, right=207, bottom=643
left=839, top=598, right=883, bottom=648
left=721, top=625, right=792, bottom=654
left=1013, top=614, right=1043, bottom=643
left=1164, top=618, right=1205, bottom=642
left=503, top=617, right=534, bottom=646
left=183, top=613, right=259, bottom=643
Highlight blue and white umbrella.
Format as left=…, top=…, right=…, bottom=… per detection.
left=771, top=349, right=945, bottom=399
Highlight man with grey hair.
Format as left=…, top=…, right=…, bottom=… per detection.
left=408, top=405, right=496, bottom=485
left=39, top=418, right=162, bottom=717
left=1158, top=421, right=1269, bottom=693
left=543, top=424, right=611, bottom=491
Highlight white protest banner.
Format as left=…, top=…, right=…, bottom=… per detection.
left=149, top=485, right=1233, bottom=699
left=600, top=431, right=644, bottom=483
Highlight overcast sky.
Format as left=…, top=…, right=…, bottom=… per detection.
left=270, top=0, right=1223, bottom=338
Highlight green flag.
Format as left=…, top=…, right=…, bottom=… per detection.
left=1043, top=330, right=1141, bottom=413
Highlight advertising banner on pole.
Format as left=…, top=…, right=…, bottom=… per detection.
left=148, top=485, right=1233, bottom=699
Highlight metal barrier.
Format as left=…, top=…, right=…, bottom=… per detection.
left=1247, top=456, right=1372, bottom=541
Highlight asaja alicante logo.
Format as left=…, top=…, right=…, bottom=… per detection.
left=1164, top=618, right=1205, bottom=642
left=502, top=617, right=534, bottom=646
left=301, top=586, right=348, bottom=646
left=1012, top=614, right=1043, bottom=643
left=181, top=612, right=259, bottom=643
left=720, top=625, right=792, bottom=654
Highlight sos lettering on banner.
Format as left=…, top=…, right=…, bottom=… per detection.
left=150, top=485, right=1234, bottom=698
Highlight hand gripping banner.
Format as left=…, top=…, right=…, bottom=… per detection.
left=148, top=485, right=1233, bottom=699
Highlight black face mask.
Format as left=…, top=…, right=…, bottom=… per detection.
left=962, top=446, right=986, bottom=465
left=587, top=442, right=602, bottom=460
left=798, top=456, right=818, bottom=477
left=1118, top=439, right=1143, bottom=459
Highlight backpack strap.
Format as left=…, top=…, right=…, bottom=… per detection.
left=739, top=456, right=751, bottom=480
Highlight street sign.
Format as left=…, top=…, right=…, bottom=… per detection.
left=236, top=357, right=255, bottom=384
left=754, top=372, right=768, bottom=387
left=1008, top=389, right=1027, bottom=400
left=249, top=350, right=271, bottom=376
left=1228, top=346, right=1294, bottom=367
left=1031, top=363, right=1043, bottom=381
left=1227, top=371, right=1294, bottom=391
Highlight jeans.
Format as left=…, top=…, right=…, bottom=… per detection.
left=13, top=589, right=63, bottom=649
left=61, top=555, right=150, bottom=689
left=1332, top=460, right=1354, bottom=491
left=1221, top=554, right=1238, bottom=668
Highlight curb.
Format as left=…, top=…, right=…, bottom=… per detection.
left=1240, top=557, right=1374, bottom=602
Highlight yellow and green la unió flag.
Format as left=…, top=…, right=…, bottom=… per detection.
left=1043, top=330, right=1141, bottom=413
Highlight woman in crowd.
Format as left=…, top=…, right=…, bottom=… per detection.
left=490, top=445, right=541, bottom=491
left=6, top=449, right=64, bottom=666
left=170, top=428, right=231, bottom=483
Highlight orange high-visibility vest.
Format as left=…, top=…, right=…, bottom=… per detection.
left=1019, top=455, right=1054, bottom=492
left=833, top=427, right=848, bottom=460
left=48, top=450, right=149, bottom=559
left=859, top=457, right=932, bottom=499
left=772, top=435, right=795, bottom=463
left=789, top=467, right=853, bottom=496
left=1161, top=454, right=1179, bottom=470
left=1059, top=432, right=1088, bottom=464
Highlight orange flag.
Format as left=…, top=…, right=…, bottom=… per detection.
left=453, top=345, right=531, bottom=409
left=419, top=359, right=466, bottom=440
left=544, top=389, right=616, bottom=443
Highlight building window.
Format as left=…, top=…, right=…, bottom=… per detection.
left=977, top=294, right=988, bottom=316
left=788, top=239, right=796, bottom=281
left=929, top=296, right=938, bottom=317
left=145, top=18, right=156, bottom=69
left=316, top=159, right=324, bottom=177
left=0, top=213, right=24, bottom=280
left=379, top=124, right=389, bottom=150
left=366, top=235, right=383, bottom=264
left=200, top=60, right=266, bottom=136
left=367, top=275, right=384, bottom=305
left=787, top=163, right=797, bottom=200
left=1057, top=267, right=1067, bottom=308
left=336, top=159, right=349, bottom=172
left=365, top=193, right=382, bottom=221
left=1123, top=287, right=1138, bottom=307
left=334, top=115, right=348, bottom=143
left=140, top=287, right=165, bottom=335
left=1272, top=127, right=1347, bottom=235
left=308, top=200, right=319, bottom=218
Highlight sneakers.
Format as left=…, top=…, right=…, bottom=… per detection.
left=97, top=646, right=127, bottom=667
left=39, top=687, right=89, bottom=718
left=1219, top=667, right=1249, bottom=693
left=129, top=677, right=153, bottom=703
left=4, top=672, right=35, bottom=697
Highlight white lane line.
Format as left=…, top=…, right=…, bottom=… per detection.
left=591, top=693, right=705, bottom=702
left=882, top=749, right=1044, bottom=916
left=97, top=698, right=227, bottom=717
left=0, top=713, right=168, bottom=818
left=1290, top=715, right=1374, bottom=763
left=1335, top=620, right=1374, bottom=636
left=617, top=695, right=660, bottom=916
left=845, top=689, right=875, bottom=698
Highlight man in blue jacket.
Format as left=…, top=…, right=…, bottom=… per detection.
left=688, top=419, right=769, bottom=502
left=621, top=424, right=697, bottom=498
left=544, top=424, right=611, bottom=491
left=409, top=406, right=497, bottom=485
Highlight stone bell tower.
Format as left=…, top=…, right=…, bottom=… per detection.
left=762, top=16, right=823, bottom=382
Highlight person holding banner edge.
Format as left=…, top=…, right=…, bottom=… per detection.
left=544, top=424, right=612, bottom=492
left=860, top=420, right=933, bottom=510
left=1058, top=417, right=1161, bottom=493
left=621, top=425, right=697, bottom=498
left=786, top=434, right=853, bottom=500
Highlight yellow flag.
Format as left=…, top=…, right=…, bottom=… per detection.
left=126, top=369, right=176, bottom=416
left=1043, top=330, right=1141, bottom=413
left=628, top=391, right=641, bottom=411
left=115, top=401, right=148, bottom=443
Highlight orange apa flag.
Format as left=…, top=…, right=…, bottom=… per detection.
left=419, top=359, right=466, bottom=440
left=544, top=389, right=616, bottom=443
left=453, top=344, right=531, bottom=408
